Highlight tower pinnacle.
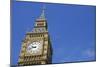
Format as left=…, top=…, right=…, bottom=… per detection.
left=39, top=5, right=46, bottom=20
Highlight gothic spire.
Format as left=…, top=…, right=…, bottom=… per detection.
left=39, top=5, right=46, bottom=20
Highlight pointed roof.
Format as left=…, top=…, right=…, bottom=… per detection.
left=39, top=5, right=46, bottom=19
left=37, top=5, right=46, bottom=21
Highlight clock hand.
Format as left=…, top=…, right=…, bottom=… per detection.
left=32, top=46, right=36, bottom=48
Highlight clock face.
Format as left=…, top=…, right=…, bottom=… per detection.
left=27, top=41, right=43, bottom=55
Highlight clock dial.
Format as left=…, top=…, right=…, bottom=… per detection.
left=27, top=41, right=43, bottom=55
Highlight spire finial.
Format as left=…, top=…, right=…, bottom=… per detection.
left=39, top=4, right=46, bottom=19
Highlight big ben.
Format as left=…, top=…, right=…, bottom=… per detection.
left=18, top=6, right=52, bottom=66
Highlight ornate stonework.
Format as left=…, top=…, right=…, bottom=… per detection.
left=18, top=6, right=52, bottom=66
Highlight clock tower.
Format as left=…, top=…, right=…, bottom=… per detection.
left=18, top=6, right=52, bottom=66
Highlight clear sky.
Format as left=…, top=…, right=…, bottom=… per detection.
left=11, top=1, right=96, bottom=65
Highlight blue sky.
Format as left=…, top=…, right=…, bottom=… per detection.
left=11, top=1, right=96, bottom=65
